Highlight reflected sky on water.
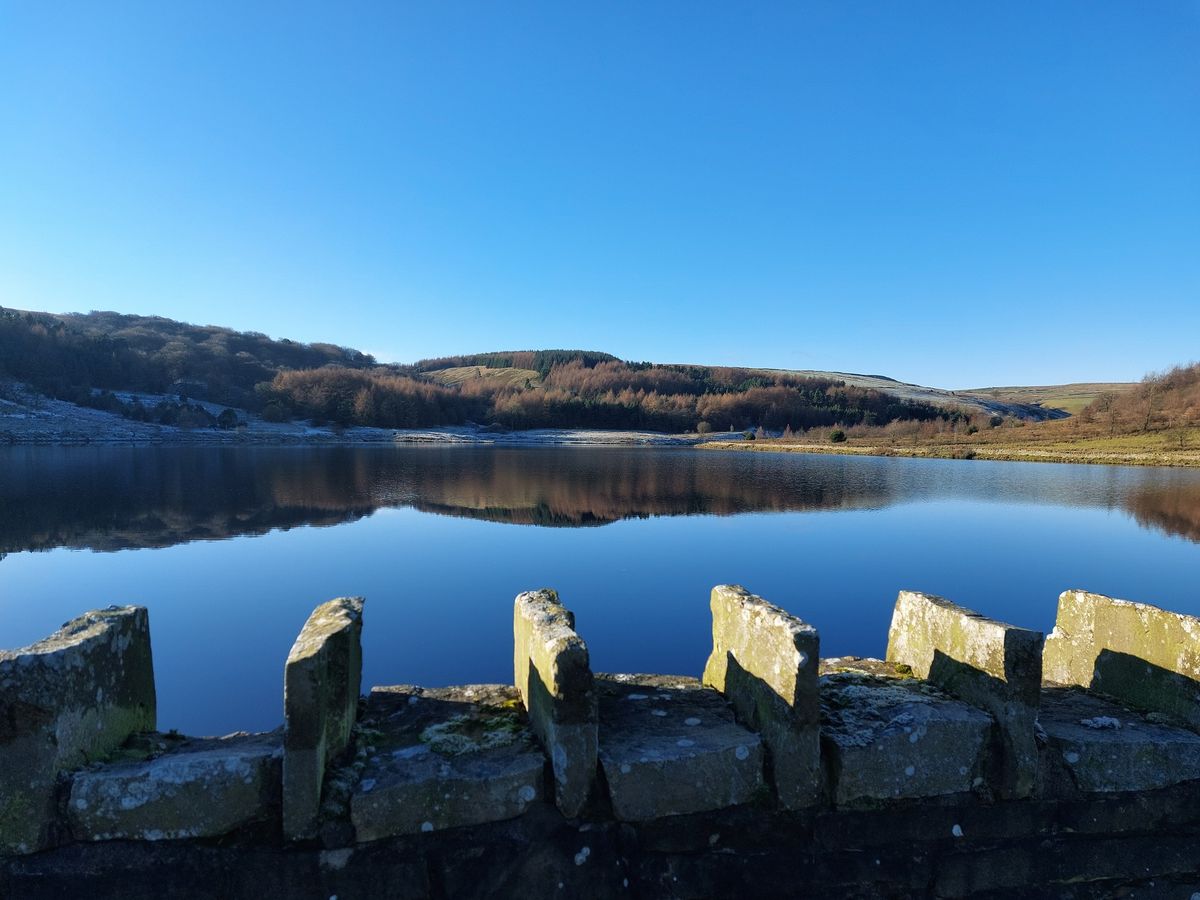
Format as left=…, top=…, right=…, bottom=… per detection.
left=2, top=445, right=1199, bottom=735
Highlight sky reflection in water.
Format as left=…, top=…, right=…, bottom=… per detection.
left=2, top=445, right=1199, bottom=735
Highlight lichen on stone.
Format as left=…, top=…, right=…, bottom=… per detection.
left=418, top=706, right=526, bottom=756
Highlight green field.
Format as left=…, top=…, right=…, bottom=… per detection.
left=959, top=382, right=1135, bottom=416
left=702, top=424, right=1200, bottom=468
left=426, top=366, right=542, bottom=388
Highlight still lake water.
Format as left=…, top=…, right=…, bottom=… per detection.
left=3, top=445, right=1200, bottom=736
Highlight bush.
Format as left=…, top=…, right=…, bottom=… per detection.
left=744, top=430, right=756, bottom=441
left=966, top=425, right=979, bottom=435
left=829, top=429, right=847, bottom=443
left=261, top=401, right=289, bottom=423
left=696, top=421, right=713, bottom=434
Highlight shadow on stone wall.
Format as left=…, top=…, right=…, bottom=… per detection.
left=1092, top=649, right=1200, bottom=723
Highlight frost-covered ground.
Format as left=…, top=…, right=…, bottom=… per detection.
left=0, top=384, right=714, bottom=446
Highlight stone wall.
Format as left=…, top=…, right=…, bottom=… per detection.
left=3, top=586, right=1200, bottom=898
left=0, top=606, right=155, bottom=854
left=1044, top=588, right=1200, bottom=726
left=512, top=588, right=597, bottom=817
left=701, top=584, right=820, bottom=808
left=886, top=590, right=1043, bottom=798
left=283, top=597, right=364, bottom=840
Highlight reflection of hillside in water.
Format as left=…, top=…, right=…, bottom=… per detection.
left=0, top=447, right=380, bottom=554
left=403, top=450, right=902, bottom=526
left=2, top=446, right=1200, bottom=553
left=1125, top=482, right=1200, bottom=544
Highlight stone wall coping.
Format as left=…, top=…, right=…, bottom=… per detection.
left=0, top=605, right=145, bottom=662
left=286, top=597, right=364, bottom=665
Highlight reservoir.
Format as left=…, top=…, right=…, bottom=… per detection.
left=2, top=445, right=1199, bottom=735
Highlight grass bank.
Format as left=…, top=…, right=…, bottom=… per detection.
left=700, top=426, right=1200, bottom=468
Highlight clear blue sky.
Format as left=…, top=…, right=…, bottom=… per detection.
left=1, top=2, right=1196, bottom=387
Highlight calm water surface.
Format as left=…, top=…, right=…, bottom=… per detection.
left=3, top=445, right=1200, bottom=735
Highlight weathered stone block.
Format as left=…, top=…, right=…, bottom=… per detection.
left=350, top=685, right=545, bottom=841
left=885, top=590, right=1043, bottom=799
left=1044, top=589, right=1200, bottom=728
left=1038, top=686, right=1200, bottom=794
left=820, top=660, right=991, bottom=805
left=513, top=589, right=596, bottom=818
left=283, top=597, right=364, bottom=841
left=68, top=731, right=282, bottom=841
left=596, top=674, right=763, bottom=821
left=0, top=606, right=156, bottom=854
left=701, top=584, right=820, bottom=808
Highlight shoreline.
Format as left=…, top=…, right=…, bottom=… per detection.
left=0, top=385, right=707, bottom=448
left=5, top=429, right=1200, bottom=468
left=698, top=439, right=1200, bottom=468
left=0, top=423, right=711, bottom=449
left=5, top=390, right=1200, bottom=467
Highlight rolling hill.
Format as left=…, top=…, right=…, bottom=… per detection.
left=0, top=306, right=1131, bottom=434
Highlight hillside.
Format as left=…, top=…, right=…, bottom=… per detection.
left=426, top=366, right=542, bottom=389
left=0, top=306, right=1121, bottom=438
left=772, top=369, right=1067, bottom=421
left=704, top=363, right=1200, bottom=468
left=259, top=356, right=947, bottom=432
left=0, top=307, right=375, bottom=410
left=958, top=383, right=1135, bottom=417
left=1077, top=363, right=1200, bottom=434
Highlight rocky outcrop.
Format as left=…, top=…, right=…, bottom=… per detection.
left=0, top=606, right=155, bottom=854
left=513, top=589, right=597, bottom=818
left=702, top=584, right=821, bottom=808
left=282, top=597, right=364, bottom=840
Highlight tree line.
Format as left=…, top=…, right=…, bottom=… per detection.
left=0, top=307, right=374, bottom=410
left=0, top=307, right=951, bottom=433
left=259, top=357, right=945, bottom=431
left=1080, top=364, right=1200, bottom=437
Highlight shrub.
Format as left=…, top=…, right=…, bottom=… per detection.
left=829, top=429, right=847, bottom=443
left=261, top=401, right=289, bottom=423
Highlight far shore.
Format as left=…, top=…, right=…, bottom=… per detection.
left=0, top=426, right=712, bottom=449
left=6, top=425, right=1200, bottom=469
left=6, top=388, right=1200, bottom=467
left=699, top=436, right=1200, bottom=469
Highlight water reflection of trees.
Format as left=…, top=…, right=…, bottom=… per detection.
left=1125, top=484, right=1200, bottom=544
left=1, top=446, right=1199, bottom=553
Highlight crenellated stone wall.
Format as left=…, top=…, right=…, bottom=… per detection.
left=5, top=586, right=1200, bottom=898
left=0, top=606, right=155, bottom=855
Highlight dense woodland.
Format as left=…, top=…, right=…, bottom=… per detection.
left=257, top=361, right=943, bottom=432
left=1, top=307, right=954, bottom=432
left=0, top=307, right=374, bottom=410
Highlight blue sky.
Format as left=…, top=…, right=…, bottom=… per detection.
left=1, top=2, right=1196, bottom=386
